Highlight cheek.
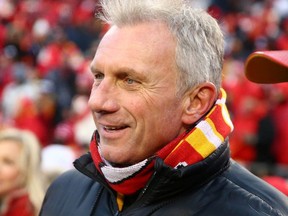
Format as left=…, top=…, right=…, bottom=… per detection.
left=129, top=91, right=183, bottom=129
left=155, top=98, right=182, bottom=120
left=0, top=169, right=23, bottom=195
left=148, top=102, right=182, bottom=133
left=157, top=102, right=183, bottom=135
left=2, top=164, right=20, bottom=178
left=125, top=97, right=148, bottom=119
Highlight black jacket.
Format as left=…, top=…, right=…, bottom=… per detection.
left=40, top=142, right=288, bottom=216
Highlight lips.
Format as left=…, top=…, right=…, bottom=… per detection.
left=103, top=125, right=128, bottom=131
left=99, top=124, right=129, bottom=140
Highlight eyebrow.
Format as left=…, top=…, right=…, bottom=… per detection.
left=90, top=64, right=148, bottom=81
left=118, top=67, right=146, bottom=78
left=90, top=63, right=99, bottom=74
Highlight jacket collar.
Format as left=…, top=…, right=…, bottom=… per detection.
left=74, top=140, right=230, bottom=202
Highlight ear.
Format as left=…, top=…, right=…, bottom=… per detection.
left=181, top=82, right=217, bottom=125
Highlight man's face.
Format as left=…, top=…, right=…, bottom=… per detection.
left=89, top=22, right=186, bottom=165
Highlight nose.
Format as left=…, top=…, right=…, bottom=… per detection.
left=88, top=79, right=120, bottom=114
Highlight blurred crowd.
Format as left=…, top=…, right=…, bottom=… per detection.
left=0, top=0, right=288, bottom=203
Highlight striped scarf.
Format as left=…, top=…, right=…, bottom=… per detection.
left=90, top=88, right=233, bottom=195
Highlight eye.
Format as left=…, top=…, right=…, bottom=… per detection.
left=94, top=73, right=104, bottom=80
left=121, top=77, right=142, bottom=91
left=125, top=78, right=135, bottom=85
left=93, top=72, right=104, bottom=86
left=3, top=157, right=17, bottom=166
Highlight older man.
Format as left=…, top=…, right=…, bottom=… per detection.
left=40, top=1, right=288, bottom=215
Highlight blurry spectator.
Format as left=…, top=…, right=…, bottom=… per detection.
left=40, top=96, right=95, bottom=184
left=41, top=144, right=77, bottom=185
left=275, top=17, right=288, bottom=50
left=1, top=66, right=56, bottom=146
left=0, top=52, right=13, bottom=100
left=40, top=95, right=95, bottom=184
left=72, top=95, right=96, bottom=149
left=254, top=99, right=276, bottom=164
left=0, top=128, right=45, bottom=216
left=1, top=62, right=39, bottom=122
left=48, top=94, right=95, bottom=153
left=269, top=83, right=288, bottom=165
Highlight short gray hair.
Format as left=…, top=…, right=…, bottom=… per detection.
left=98, top=0, right=224, bottom=94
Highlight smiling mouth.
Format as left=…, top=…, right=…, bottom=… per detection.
left=103, top=126, right=128, bottom=131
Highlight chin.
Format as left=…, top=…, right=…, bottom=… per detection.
left=100, top=146, right=145, bottom=166
left=107, top=157, right=135, bottom=167
left=101, top=150, right=133, bottom=166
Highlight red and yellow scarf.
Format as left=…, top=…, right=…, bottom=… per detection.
left=90, top=88, right=233, bottom=196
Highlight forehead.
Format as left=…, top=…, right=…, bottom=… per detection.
left=0, top=139, right=21, bottom=156
left=0, top=139, right=21, bottom=148
left=93, top=22, right=176, bottom=71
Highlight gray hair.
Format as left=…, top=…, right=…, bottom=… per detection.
left=98, top=0, right=224, bottom=94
